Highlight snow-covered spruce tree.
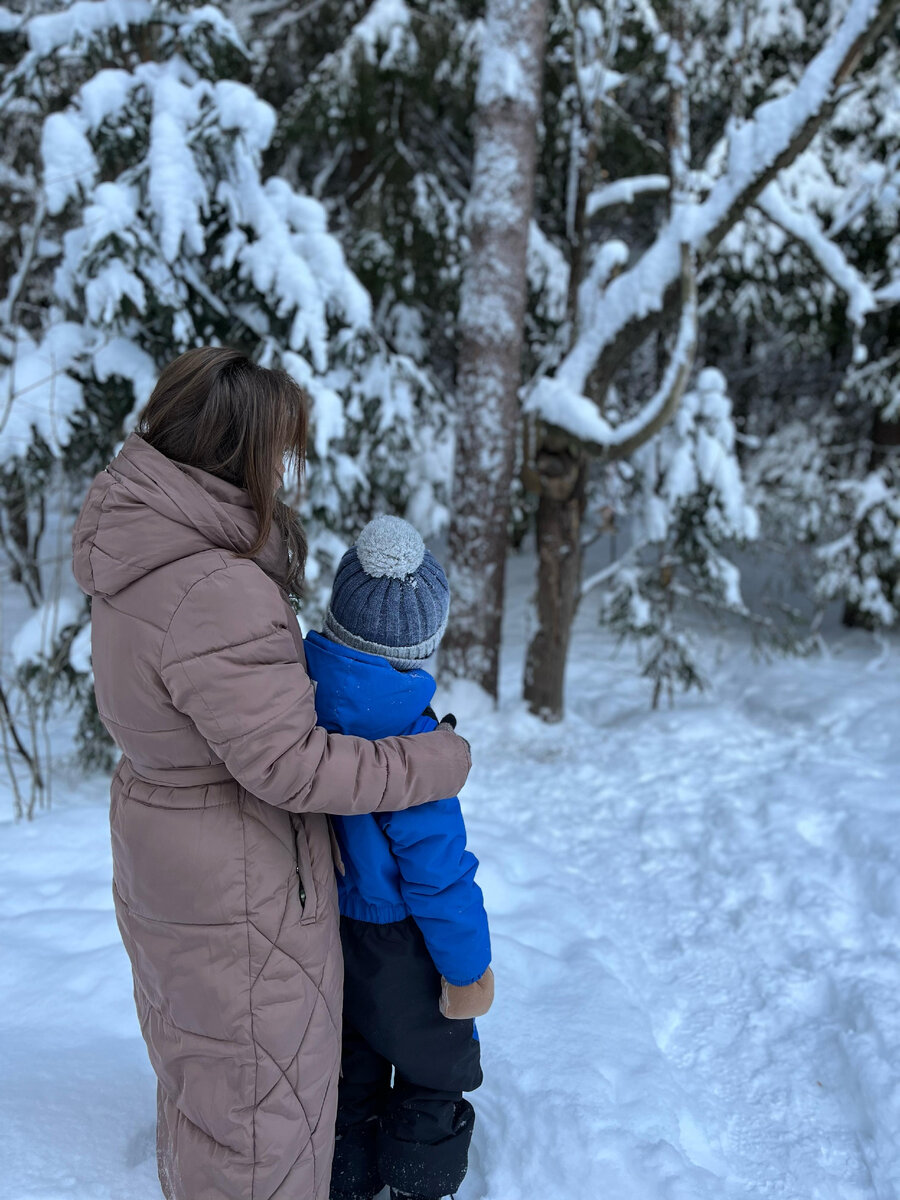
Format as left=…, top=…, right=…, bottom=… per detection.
left=253, top=2, right=475, bottom=581
left=254, top=1, right=480, bottom=390
left=0, top=0, right=446, bottom=781
left=588, top=368, right=760, bottom=706
left=252, top=0, right=480, bottom=538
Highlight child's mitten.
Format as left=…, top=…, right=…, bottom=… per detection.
left=440, top=967, right=494, bottom=1019
left=437, top=713, right=470, bottom=756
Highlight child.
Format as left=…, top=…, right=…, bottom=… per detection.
left=304, top=515, right=493, bottom=1200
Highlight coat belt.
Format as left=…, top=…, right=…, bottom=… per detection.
left=127, top=760, right=234, bottom=787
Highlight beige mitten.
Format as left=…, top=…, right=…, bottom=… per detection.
left=440, top=966, right=494, bottom=1019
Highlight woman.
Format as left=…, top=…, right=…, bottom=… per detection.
left=72, top=347, right=471, bottom=1200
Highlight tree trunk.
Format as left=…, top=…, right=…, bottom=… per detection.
left=523, top=438, right=588, bottom=720
left=441, top=0, right=547, bottom=698
left=524, top=2, right=698, bottom=721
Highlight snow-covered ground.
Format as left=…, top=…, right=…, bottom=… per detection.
left=1, top=556, right=898, bottom=1200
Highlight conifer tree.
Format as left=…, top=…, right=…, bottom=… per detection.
left=0, top=0, right=449, bottom=776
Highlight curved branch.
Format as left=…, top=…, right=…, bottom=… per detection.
left=536, top=0, right=898, bottom=439
left=526, top=240, right=698, bottom=456
left=611, top=243, right=697, bottom=460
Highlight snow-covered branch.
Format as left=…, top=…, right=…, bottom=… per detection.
left=581, top=541, right=648, bottom=597
left=585, top=174, right=670, bottom=217
left=525, top=243, right=698, bottom=457
left=756, top=181, right=876, bottom=326
left=530, top=0, right=897, bottom=448
left=874, top=279, right=900, bottom=307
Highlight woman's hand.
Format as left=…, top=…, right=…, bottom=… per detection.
left=440, top=966, right=494, bottom=1019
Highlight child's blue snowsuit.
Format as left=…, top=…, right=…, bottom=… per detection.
left=303, top=631, right=490, bottom=1200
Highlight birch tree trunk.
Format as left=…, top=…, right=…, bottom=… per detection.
left=441, top=0, right=547, bottom=698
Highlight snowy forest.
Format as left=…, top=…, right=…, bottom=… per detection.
left=1, top=2, right=899, bottom=1198
left=1, top=0, right=897, bottom=800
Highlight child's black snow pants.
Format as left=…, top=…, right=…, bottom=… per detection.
left=330, top=915, right=483, bottom=1200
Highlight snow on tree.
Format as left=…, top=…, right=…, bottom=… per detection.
left=527, top=0, right=897, bottom=447
left=259, top=1, right=480, bottom=388
left=0, top=0, right=451, bottom=779
left=224, top=0, right=493, bottom=620
left=517, top=0, right=899, bottom=717
left=586, top=368, right=759, bottom=705
left=2, top=0, right=449, bottom=566
left=818, top=471, right=900, bottom=630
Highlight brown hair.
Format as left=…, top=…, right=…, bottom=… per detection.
left=138, top=347, right=309, bottom=594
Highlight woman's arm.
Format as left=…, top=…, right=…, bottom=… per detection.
left=160, top=559, right=470, bottom=814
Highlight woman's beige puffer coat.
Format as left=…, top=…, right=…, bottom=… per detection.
left=72, top=435, right=470, bottom=1200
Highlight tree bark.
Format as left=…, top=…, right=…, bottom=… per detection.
left=522, top=436, right=588, bottom=720
left=441, top=0, right=547, bottom=698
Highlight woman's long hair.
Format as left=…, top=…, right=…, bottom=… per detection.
left=138, top=347, right=309, bottom=594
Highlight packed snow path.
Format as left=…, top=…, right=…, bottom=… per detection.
left=1, top=613, right=898, bottom=1199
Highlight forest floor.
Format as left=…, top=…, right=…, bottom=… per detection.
left=1, top=555, right=898, bottom=1200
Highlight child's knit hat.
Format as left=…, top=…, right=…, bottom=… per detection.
left=323, top=515, right=450, bottom=671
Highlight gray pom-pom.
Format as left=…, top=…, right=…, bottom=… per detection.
left=356, top=515, right=426, bottom=579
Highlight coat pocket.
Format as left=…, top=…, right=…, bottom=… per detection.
left=294, top=818, right=319, bottom=925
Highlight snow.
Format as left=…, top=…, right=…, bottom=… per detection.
left=874, top=278, right=900, bottom=305
left=77, top=69, right=135, bottom=130
left=527, top=222, right=570, bottom=323
left=476, top=1, right=542, bottom=114
left=93, top=338, right=156, bottom=414
left=86, top=259, right=147, bottom=325
left=312, top=383, right=347, bottom=460
left=757, top=182, right=876, bottom=326
left=585, top=175, right=671, bottom=217
left=643, top=366, right=759, bottom=548
left=214, top=80, right=277, bottom=148
left=177, top=3, right=247, bottom=55
left=526, top=283, right=698, bottom=452
left=0, top=326, right=86, bottom=464
left=536, top=0, right=886, bottom=442
left=465, top=132, right=530, bottom=232
left=588, top=239, right=630, bottom=290
left=2, top=560, right=900, bottom=1198
left=523, top=376, right=615, bottom=444
left=351, top=0, right=412, bottom=68
left=40, top=114, right=97, bottom=216
left=68, top=625, right=93, bottom=675
left=146, top=72, right=209, bottom=264
left=25, top=0, right=152, bottom=57
left=10, top=597, right=82, bottom=669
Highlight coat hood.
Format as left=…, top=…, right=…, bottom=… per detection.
left=72, top=433, right=288, bottom=598
left=304, top=631, right=436, bottom=740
